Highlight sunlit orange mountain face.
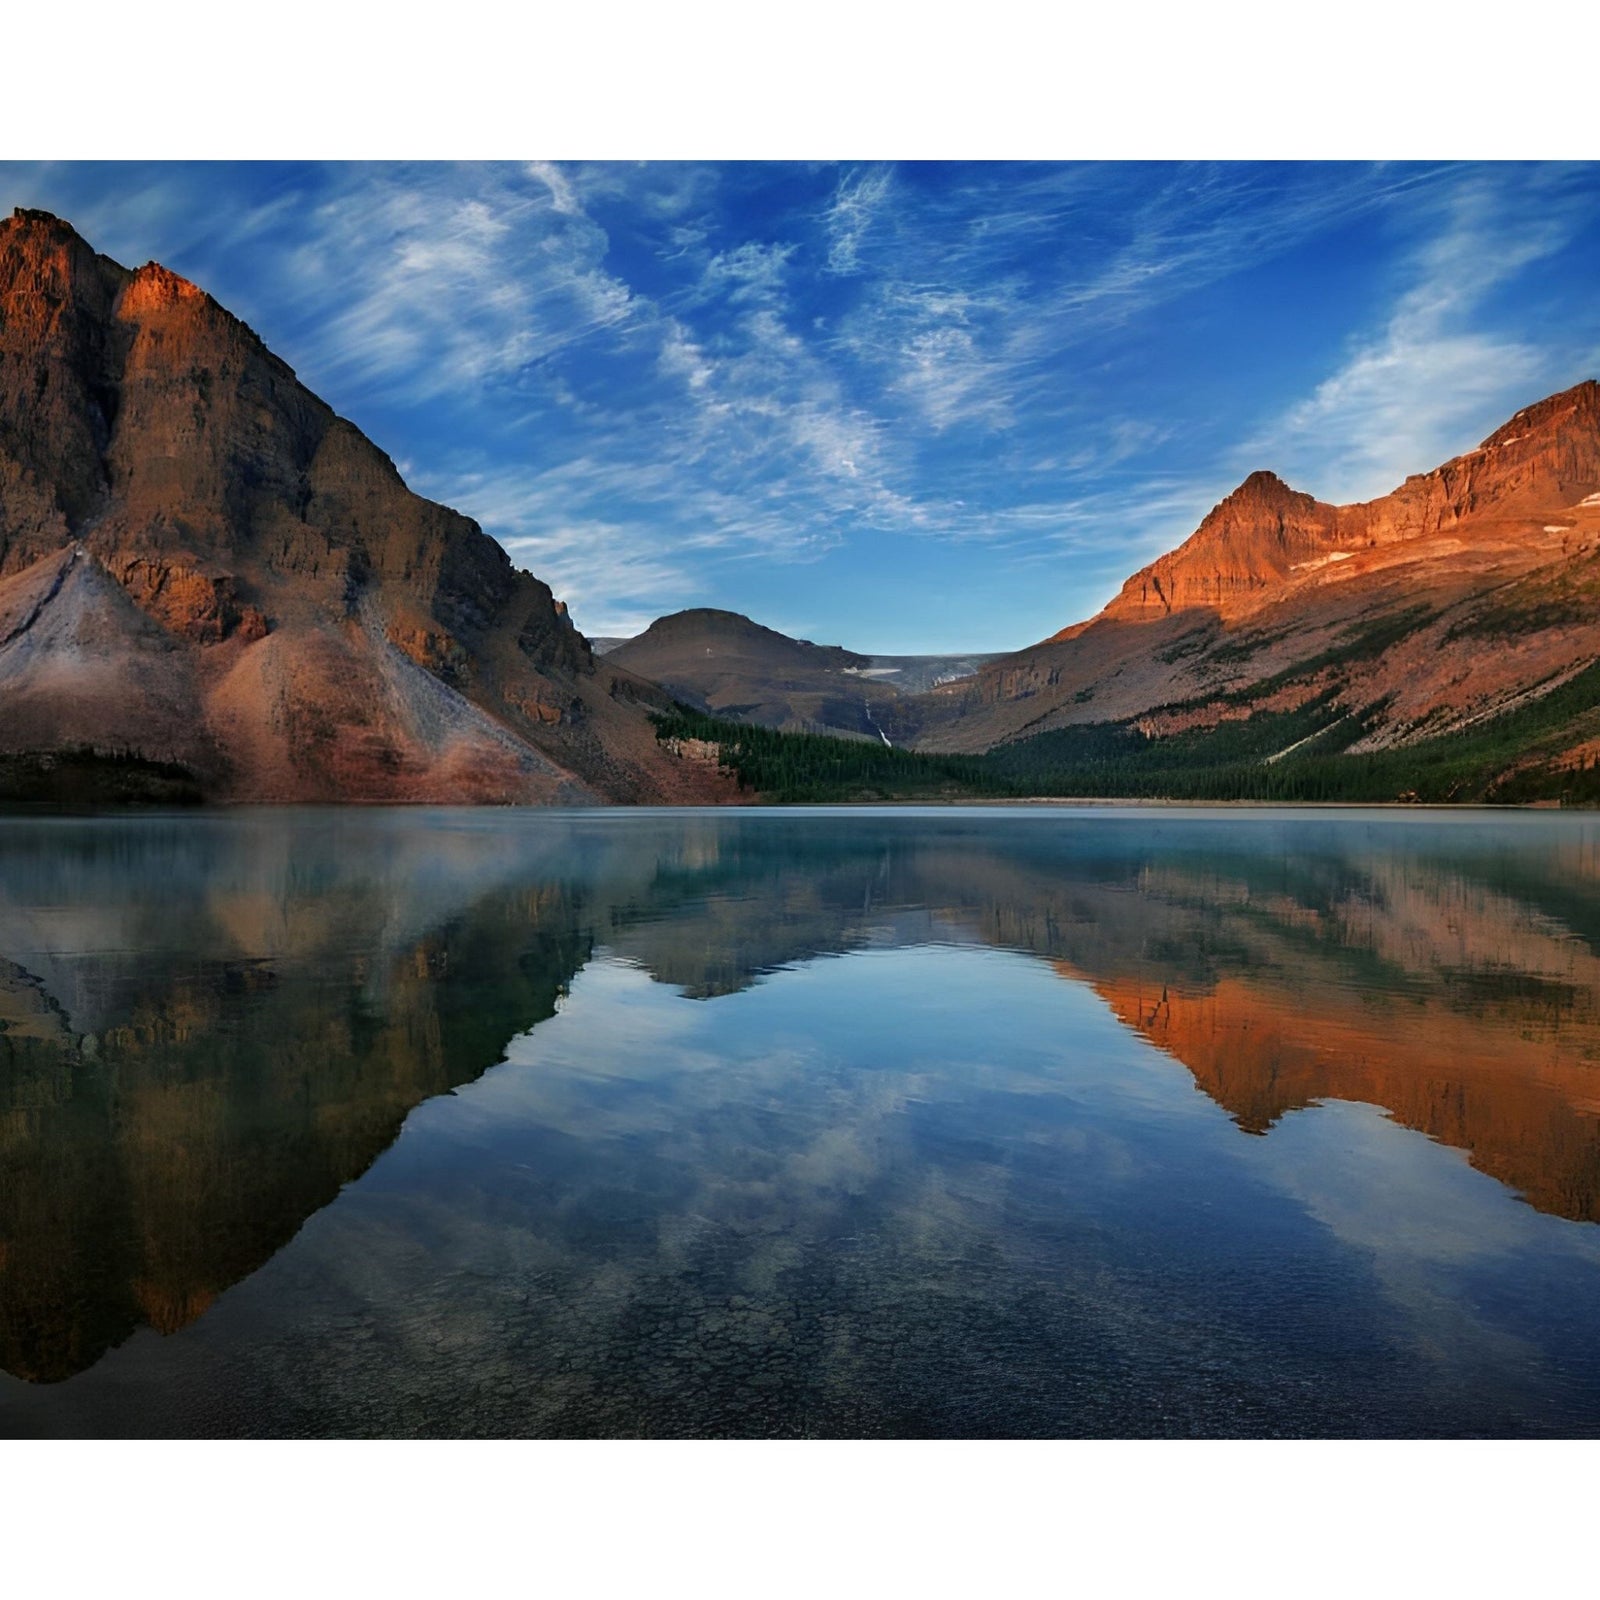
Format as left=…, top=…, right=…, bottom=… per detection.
left=895, top=382, right=1600, bottom=767
left=4, top=811, right=1599, bottom=1389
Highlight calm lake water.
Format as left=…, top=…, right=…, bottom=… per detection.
left=4, top=805, right=1600, bottom=1438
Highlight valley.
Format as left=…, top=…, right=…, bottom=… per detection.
left=3, top=205, right=1598, bottom=807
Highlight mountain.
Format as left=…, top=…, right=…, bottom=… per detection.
left=595, top=384, right=1600, bottom=801
left=6, top=203, right=1597, bottom=807
left=606, top=607, right=909, bottom=742
left=0, top=209, right=732, bottom=805
left=909, top=380, right=1600, bottom=789
left=597, top=620, right=994, bottom=700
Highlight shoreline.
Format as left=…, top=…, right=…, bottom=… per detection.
left=1, top=795, right=1590, bottom=818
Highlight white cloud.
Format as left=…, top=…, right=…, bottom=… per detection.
left=1244, top=178, right=1582, bottom=502
left=651, top=251, right=942, bottom=534
left=838, top=281, right=1021, bottom=433
left=414, top=459, right=702, bottom=634
left=288, top=165, right=947, bottom=559
left=283, top=165, right=639, bottom=403
left=1263, top=333, right=1546, bottom=503
left=411, top=447, right=849, bottom=637
left=500, top=522, right=697, bottom=638
left=657, top=317, right=713, bottom=391
left=525, top=160, right=580, bottom=217
left=823, top=165, right=893, bottom=275
left=700, top=240, right=795, bottom=304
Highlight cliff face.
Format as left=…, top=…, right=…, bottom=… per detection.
left=0, top=208, right=730, bottom=804
left=913, top=379, right=1600, bottom=758
left=1099, top=383, right=1600, bottom=627
left=1098, top=471, right=1341, bottom=623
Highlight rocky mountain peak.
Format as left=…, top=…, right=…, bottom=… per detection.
left=644, top=607, right=767, bottom=638
left=1199, top=469, right=1320, bottom=529
left=6, top=205, right=79, bottom=240
left=120, top=259, right=207, bottom=313
left=1393, top=376, right=1600, bottom=523
left=0, top=207, right=109, bottom=290
left=0, top=212, right=729, bottom=806
left=1098, top=467, right=1336, bottom=623
left=1094, top=379, right=1600, bottom=630
left=634, top=607, right=868, bottom=663
left=1233, top=468, right=1300, bottom=500
left=1479, top=378, right=1598, bottom=452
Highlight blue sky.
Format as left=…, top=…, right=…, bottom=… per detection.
left=3, top=160, right=1598, bottom=652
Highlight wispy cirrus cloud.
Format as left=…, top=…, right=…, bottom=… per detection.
left=1007, top=477, right=1241, bottom=574
left=412, top=457, right=703, bottom=635
left=281, top=165, right=640, bottom=402
left=314, top=164, right=951, bottom=571
left=649, top=240, right=940, bottom=534
left=413, top=442, right=854, bottom=636
left=525, top=160, right=581, bottom=218
left=499, top=520, right=698, bottom=640
left=835, top=281, right=1022, bottom=433
left=4, top=159, right=1598, bottom=651
left=699, top=239, right=796, bottom=304
left=823, top=165, right=893, bottom=275
left=1242, top=169, right=1595, bottom=502
left=1000, top=162, right=1462, bottom=348
left=657, top=317, right=714, bottom=392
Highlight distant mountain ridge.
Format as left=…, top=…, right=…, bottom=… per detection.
left=604, top=383, right=1600, bottom=798
left=0, top=208, right=731, bottom=804
left=605, top=608, right=884, bottom=741
left=902, top=380, right=1600, bottom=783
left=603, top=607, right=997, bottom=743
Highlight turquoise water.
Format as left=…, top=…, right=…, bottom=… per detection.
left=4, top=806, right=1600, bottom=1436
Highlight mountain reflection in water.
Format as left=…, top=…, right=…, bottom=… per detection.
left=3, top=807, right=1600, bottom=1436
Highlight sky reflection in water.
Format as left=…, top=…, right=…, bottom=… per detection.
left=3, top=806, right=1600, bottom=1437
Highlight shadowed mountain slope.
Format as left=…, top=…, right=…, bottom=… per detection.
left=606, top=607, right=903, bottom=742
left=0, top=208, right=731, bottom=805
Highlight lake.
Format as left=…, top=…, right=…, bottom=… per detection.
left=3, top=805, right=1600, bottom=1437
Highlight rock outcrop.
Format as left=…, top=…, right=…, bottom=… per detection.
left=0, top=208, right=731, bottom=804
